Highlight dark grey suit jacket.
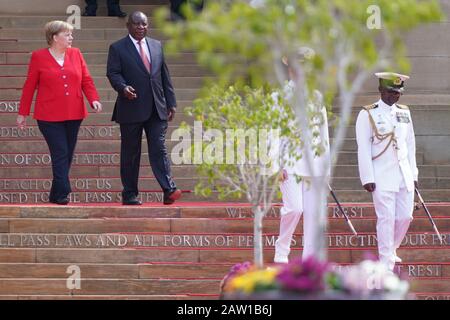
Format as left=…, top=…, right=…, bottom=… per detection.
left=107, top=36, right=177, bottom=123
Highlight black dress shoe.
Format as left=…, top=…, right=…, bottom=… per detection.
left=108, top=11, right=127, bottom=17
left=122, top=197, right=142, bottom=205
left=49, top=197, right=69, bottom=205
left=163, top=189, right=182, bottom=205
left=82, top=11, right=96, bottom=16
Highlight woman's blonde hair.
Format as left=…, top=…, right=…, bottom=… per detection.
left=44, top=20, right=73, bottom=45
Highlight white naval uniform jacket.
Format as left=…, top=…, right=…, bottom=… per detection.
left=270, top=81, right=331, bottom=177
left=355, top=99, right=418, bottom=192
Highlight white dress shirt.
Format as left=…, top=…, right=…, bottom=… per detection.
left=129, top=35, right=151, bottom=64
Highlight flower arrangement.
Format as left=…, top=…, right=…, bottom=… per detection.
left=221, top=256, right=410, bottom=300
left=332, top=260, right=410, bottom=299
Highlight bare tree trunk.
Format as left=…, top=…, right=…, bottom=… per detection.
left=313, top=177, right=329, bottom=262
left=253, top=205, right=264, bottom=268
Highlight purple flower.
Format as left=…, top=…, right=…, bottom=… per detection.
left=276, top=256, right=331, bottom=293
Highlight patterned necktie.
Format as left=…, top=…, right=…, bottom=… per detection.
left=138, top=40, right=151, bottom=73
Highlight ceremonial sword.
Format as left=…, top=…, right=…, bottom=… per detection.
left=328, top=184, right=358, bottom=236
left=415, top=188, right=444, bottom=244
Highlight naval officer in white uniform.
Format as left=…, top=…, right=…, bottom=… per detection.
left=273, top=58, right=331, bottom=264
left=355, top=72, right=418, bottom=271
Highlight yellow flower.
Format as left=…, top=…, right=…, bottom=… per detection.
left=227, top=267, right=280, bottom=294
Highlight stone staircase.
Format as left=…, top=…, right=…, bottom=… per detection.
left=0, top=0, right=449, bottom=300
left=0, top=203, right=448, bottom=299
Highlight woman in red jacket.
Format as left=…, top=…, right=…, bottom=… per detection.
left=16, top=20, right=102, bottom=205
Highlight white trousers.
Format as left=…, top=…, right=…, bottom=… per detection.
left=275, top=175, right=321, bottom=261
left=372, top=187, right=414, bottom=270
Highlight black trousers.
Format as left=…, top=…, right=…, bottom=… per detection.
left=85, top=0, right=122, bottom=15
left=170, top=0, right=204, bottom=19
left=119, top=112, right=176, bottom=200
left=37, top=119, right=82, bottom=201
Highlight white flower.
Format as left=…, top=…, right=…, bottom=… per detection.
left=337, top=259, right=410, bottom=298
left=383, top=274, right=400, bottom=291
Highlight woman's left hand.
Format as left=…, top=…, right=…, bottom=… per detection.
left=92, top=101, right=102, bottom=113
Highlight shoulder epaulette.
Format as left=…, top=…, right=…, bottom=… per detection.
left=396, top=104, right=409, bottom=110
left=363, top=104, right=377, bottom=111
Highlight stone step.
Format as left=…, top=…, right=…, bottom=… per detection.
left=2, top=202, right=449, bottom=219
left=0, top=176, right=448, bottom=192
left=0, top=137, right=361, bottom=153
left=0, top=138, right=361, bottom=153
left=359, top=56, right=450, bottom=92
left=409, top=279, right=450, bottom=293
left=1, top=20, right=450, bottom=60
left=0, top=52, right=198, bottom=65
left=0, top=27, right=167, bottom=41
left=0, top=54, right=450, bottom=96
left=0, top=122, right=210, bottom=140
left=81, top=4, right=162, bottom=17
left=0, top=150, right=412, bottom=167
left=0, top=262, right=228, bottom=279
left=0, top=177, right=209, bottom=191
left=0, top=165, right=199, bottom=178
left=329, top=189, right=450, bottom=202
left=0, top=216, right=448, bottom=234
left=0, top=39, right=187, bottom=53
left=0, top=278, right=220, bottom=295
left=0, top=69, right=445, bottom=95
left=1, top=30, right=450, bottom=67
left=0, top=163, right=444, bottom=181
left=1, top=87, right=200, bottom=102
left=0, top=0, right=168, bottom=15
left=0, top=262, right=140, bottom=279
left=148, top=262, right=450, bottom=281
left=0, top=124, right=358, bottom=144
left=0, top=98, right=447, bottom=122
left=2, top=188, right=449, bottom=203
left=416, top=293, right=450, bottom=300
left=0, top=64, right=209, bottom=78
left=1, top=102, right=447, bottom=145
left=0, top=294, right=216, bottom=300
left=0, top=261, right=448, bottom=279
left=0, top=76, right=205, bottom=89
left=0, top=124, right=176, bottom=140
left=0, top=16, right=164, bottom=29
left=330, top=177, right=450, bottom=189
left=343, top=94, right=450, bottom=107
left=0, top=152, right=427, bottom=173
left=1, top=95, right=449, bottom=113
left=3, top=55, right=450, bottom=90
left=0, top=114, right=445, bottom=163
left=0, top=279, right=445, bottom=299
left=0, top=247, right=448, bottom=264
left=332, top=108, right=450, bottom=136
left=0, top=100, right=197, bottom=113
left=0, top=231, right=447, bottom=249
left=0, top=107, right=448, bottom=158
left=0, top=105, right=193, bottom=125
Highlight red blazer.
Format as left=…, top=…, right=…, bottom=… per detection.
left=19, top=47, right=100, bottom=121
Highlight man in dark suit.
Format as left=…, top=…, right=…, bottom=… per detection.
left=107, top=11, right=181, bottom=205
